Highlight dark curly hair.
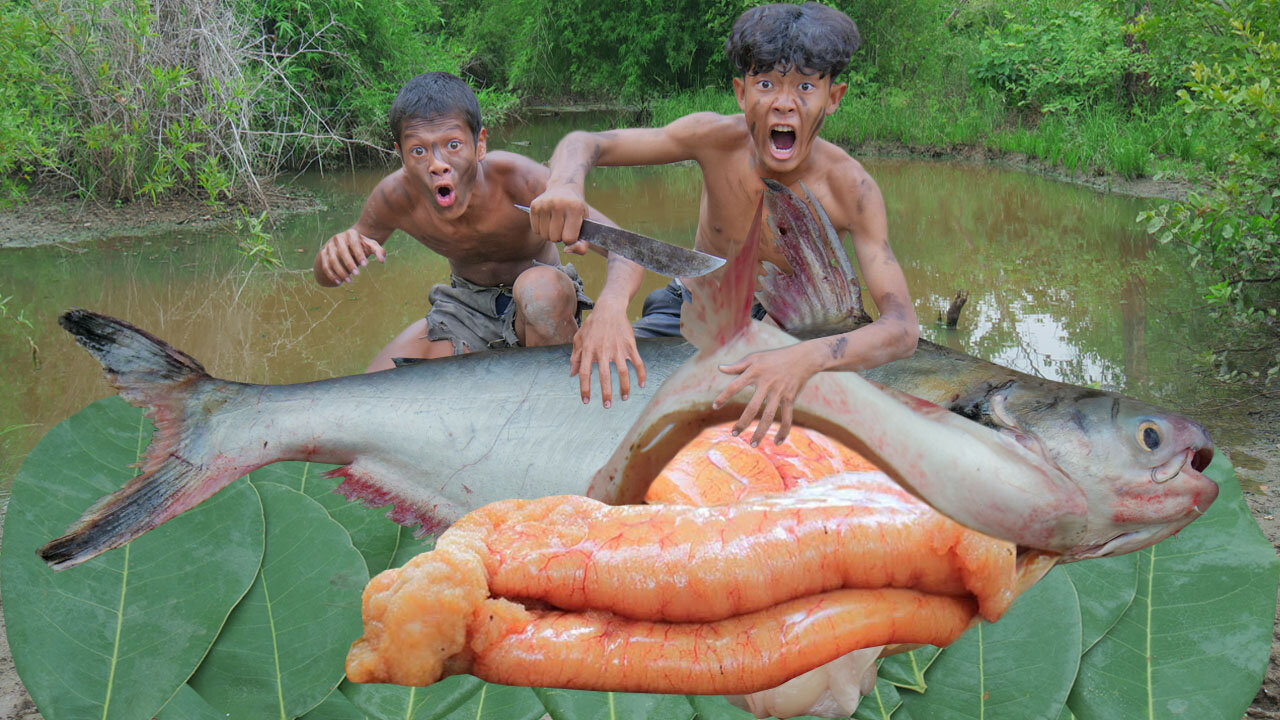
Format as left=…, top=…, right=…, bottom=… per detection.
left=725, top=3, right=861, bottom=79
left=388, top=72, right=482, bottom=145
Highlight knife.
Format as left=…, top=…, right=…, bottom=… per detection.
left=514, top=204, right=725, bottom=278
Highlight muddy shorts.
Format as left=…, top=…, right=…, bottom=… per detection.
left=426, top=262, right=592, bottom=354
left=631, top=279, right=768, bottom=339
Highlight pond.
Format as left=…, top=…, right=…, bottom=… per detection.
left=0, top=110, right=1265, bottom=496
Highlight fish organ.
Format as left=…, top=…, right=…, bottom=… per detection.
left=346, top=424, right=1017, bottom=695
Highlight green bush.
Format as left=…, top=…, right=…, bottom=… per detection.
left=0, top=0, right=514, bottom=206
left=0, top=6, right=58, bottom=205
left=971, top=3, right=1136, bottom=113
left=240, top=0, right=514, bottom=157
left=444, top=0, right=756, bottom=99
left=1140, top=0, right=1279, bottom=320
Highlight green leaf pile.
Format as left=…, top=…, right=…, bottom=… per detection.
left=3, top=399, right=1275, bottom=720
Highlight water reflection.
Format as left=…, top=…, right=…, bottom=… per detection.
left=0, top=110, right=1253, bottom=493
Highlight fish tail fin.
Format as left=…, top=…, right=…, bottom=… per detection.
left=680, top=196, right=764, bottom=352
left=756, top=179, right=869, bottom=333
left=40, top=310, right=237, bottom=570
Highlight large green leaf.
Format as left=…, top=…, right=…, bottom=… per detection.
left=250, top=460, right=410, bottom=575
left=300, top=687, right=374, bottom=720
left=157, top=684, right=227, bottom=720
left=879, top=646, right=942, bottom=693
left=540, top=689, right=694, bottom=720
left=0, top=397, right=264, bottom=720
left=445, top=682, right=545, bottom=720
left=1067, top=457, right=1278, bottom=720
left=344, top=675, right=486, bottom=720
left=1059, top=553, right=1138, bottom=652
left=188, top=481, right=368, bottom=719
left=853, top=676, right=908, bottom=720
left=899, top=569, right=1081, bottom=720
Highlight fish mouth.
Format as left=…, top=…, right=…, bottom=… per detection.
left=1151, top=445, right=1213, bottom=483
left=433, top=182, right=456, bottom=208
left=769, top=125, right=797, bottom=160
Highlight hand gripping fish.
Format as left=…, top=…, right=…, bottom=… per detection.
left=40, top=182, right=1217, bottom=571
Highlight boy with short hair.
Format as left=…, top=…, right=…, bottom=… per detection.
left=315, top=72, right=644, bottom=407
left=530, top=2, right=920, bottom=445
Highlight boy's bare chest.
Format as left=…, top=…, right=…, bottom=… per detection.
left=697, top=160, right=844, bottom=265
left=404, top=210, right=545, bottom=266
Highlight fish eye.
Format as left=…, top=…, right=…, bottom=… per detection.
left=1137, top=421, right=1162, bottom=451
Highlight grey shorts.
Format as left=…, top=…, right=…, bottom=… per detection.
left=425, top=262, right=592, bottom=354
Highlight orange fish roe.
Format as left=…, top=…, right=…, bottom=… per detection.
left=469, top=588, right=976, bottom=694
left=646, top=423, right=883, bottom=505
left=346, top=422, right=1017, bottom=691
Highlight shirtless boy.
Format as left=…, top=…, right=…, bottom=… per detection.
left=315, top=72, right=643, bottom=405
left=530, top=2, right=920, bottom=444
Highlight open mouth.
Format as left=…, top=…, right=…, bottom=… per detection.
left=434, top=183, right=456, bottom=208
left=769, top=125, right=797, bottom=159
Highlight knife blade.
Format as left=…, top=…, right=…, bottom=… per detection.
left=514, top=204, right=725, bottom=278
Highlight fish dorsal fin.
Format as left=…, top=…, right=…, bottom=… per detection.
left=756, top=179, right=870, bottom=333
left=680, top=195, right=764, bottom=352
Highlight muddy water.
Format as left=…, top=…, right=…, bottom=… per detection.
left=0, top=110, right=1266, bottom=494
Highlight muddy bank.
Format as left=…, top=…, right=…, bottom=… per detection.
left=852, top=139, right=1193, bottom=201
left=0, top=185, right=324, bottom=249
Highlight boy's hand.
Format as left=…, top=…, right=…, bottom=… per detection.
left=570, top=302, right=645, bottom=408
left=316, top=229, right=386, bottom=286
left=529, top=186, right=591, bottom=255
left=711, top=343, right=823, bottom=446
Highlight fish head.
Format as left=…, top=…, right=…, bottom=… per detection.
left=989, top=384, right=1218, bottom=562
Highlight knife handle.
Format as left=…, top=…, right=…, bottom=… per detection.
left=514, top=204, right=600, bottom=254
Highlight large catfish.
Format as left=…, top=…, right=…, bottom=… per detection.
left=39, top=182, right=1217, bottom=570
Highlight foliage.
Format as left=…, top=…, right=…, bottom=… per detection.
left=1139, top=0, right=1280, bottom=324
left=0, top=6, right=57, bottom=205
left=444, top=0, right=754, bottom=100
left=0, top=294, right=38, bottom=370
left=236, top=209, right=283, bottom=269
left=239, top=0, right=513, bottom=160
left=0, top=0, right=514, bottom=205
left=971, top=3, right=1139, bottom=114
left=5, top=0, right=257, bottom=204
left=4, top=398, right=1274, bottom=720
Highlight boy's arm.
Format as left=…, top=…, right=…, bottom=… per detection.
left=314, top=177, right=399, bottom=287
left=571, top=208, right=647, bottom=408
left=530, top=113, right=727, bottom=246
left=713, top=173, right=920, bottom=446
left=512, top=156, right=648, bottom=407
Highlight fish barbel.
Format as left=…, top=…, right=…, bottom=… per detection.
left=39, top=182, right=1216, bottom=569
